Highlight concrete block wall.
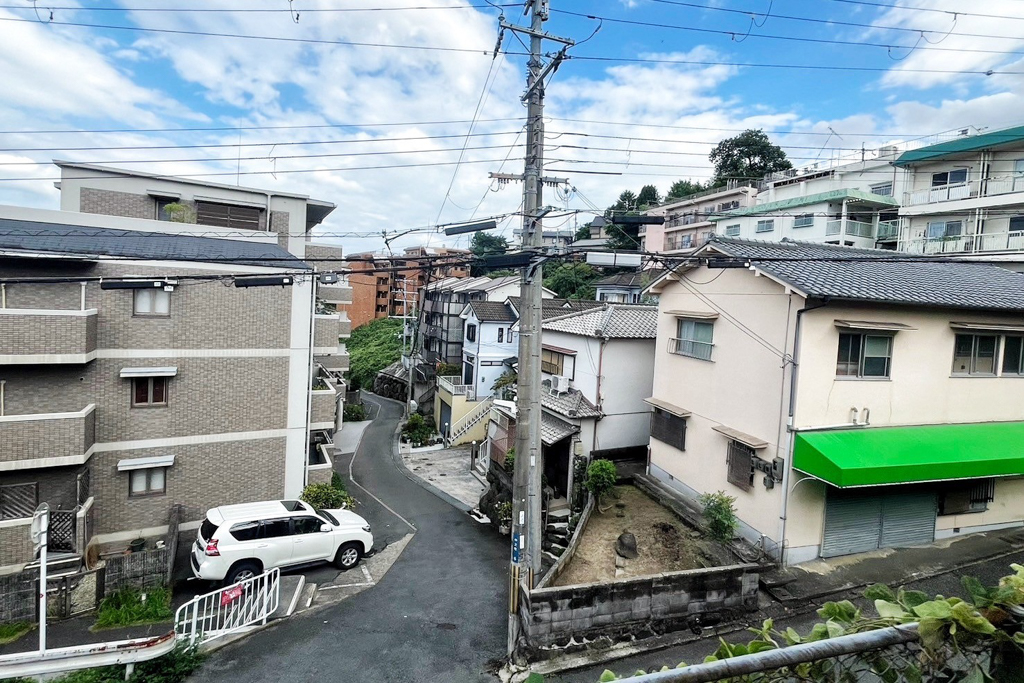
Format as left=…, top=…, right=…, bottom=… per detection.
left=80, top=189, right=269, bottom=230
left=313, top=314, right=341, bottom=349
left=0, top=408, right=93, bottom=463
left=306, top=465, right=333, bottom=486
left=519, top=563, right=759, bottom=653
left=0, top=522, right=34, bottom=571
left=310, top=389, right=337, bottom=426
left=0, top=311, right=96, bottom=356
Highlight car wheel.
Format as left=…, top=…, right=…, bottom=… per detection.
left=225, top=560, right=261, bottom=586
left=334, top=542, right=361, bottom=570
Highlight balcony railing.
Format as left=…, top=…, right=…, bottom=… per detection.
left=317, top=352, right=349, bottom=371
left=318, top=281, right=353, bottom=305
left=0, top=309, right=98, bottom=364
left=313, top=313, right=342, bottom=352
left=901, top=230, right=1024, bottom=254
left=0, top=404, right=96, bottom=466
left=877, top=220, right=900, bottom=240
left=310, top=380, right=338, bottom=427
left=825, top=220, right=875, bottom=239
left=901, top=176, right=1024, bottom=206
left=437, top=375, right=476, bottom=400
left=667, top=337, right=713, bottom=361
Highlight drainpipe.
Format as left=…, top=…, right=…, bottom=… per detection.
left=80, top=282, right=87, bottom=311
left=1, top=283, right=6, bottom=308
left=778, top=296, right=831, bottom=565
left=839, top=199, right=849, bottom=242
left=1, top=379, right=5, bottom=416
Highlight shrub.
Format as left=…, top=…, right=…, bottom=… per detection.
left=503, top=448, right=516, bottom=475
left=494, top=501, right=512, bottom=524
left=343, top=403, right=367, bottom=421
left=300, top=482, right=347, bottom=509
left=699, top=490, right=738, bottom=542
left=0, top=621, right=31, bottom=644
left=436, top=362, right=461, bottom=376
left=95, top=586, right=172, bottom=628
left=402, top=413, right=436, bottom=447
left=585, top=459, right=618, bottom=505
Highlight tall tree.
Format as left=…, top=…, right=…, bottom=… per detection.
left=667, top=179, right=707, bottom=199
left=709, top=129, right=792, bottom=187
left=469, top=231, right=508, bottom=276
left=636, top=184, right=661, bottom=208
left=574, top=223, right=592, bottom=242
left=542, top=262, right=599, bottom=300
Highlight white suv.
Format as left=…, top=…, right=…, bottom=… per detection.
left=190, top=499, right=373, bottom=585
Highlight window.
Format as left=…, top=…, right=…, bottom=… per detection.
left=724, top=224, right=741, bottom=237
left=939, top=479, right=995, bottom=515
left=155, top=198, right=177, bottom=221
left=507, top=327, right=513, bottom=343
left=650, top=409, right=686, bottom=451
left=292, top=517, right=324, bottom=534
left=261, top=518, right=293, bottom=538
left=229, top=521, right=261, bottom=542
left=792, top=214, right=814, bottom=228
left=870, top=182, right=893, bottom=197
left=926, top=220, right=963, bottom=239
left=672, top=318, right=714, bottom=361
left=1003, top=336, right=1024, bottom=375
left=195, top=201, right=261, bottom=230
left=541, top=349, right=565, bottom=375
left=727, top=441, right=755, bottom=492
left=129, top=468, right=165, bottom=497
left=132, top=377, right=168, bottom=406
left=952, top=334, right=998, bottom=375
left=466, top=324, right=477, bottom=342
left=932, top=169, right=968, bottom=187
left=497, top=328, right=504, bottom=343
left=133, top=288, right=170, bottom=316
left=836, top=333, right=892, bottom=378
left=755, top=219, right=775, bottom=233
left=1010, top=216, right=1024, bottom=233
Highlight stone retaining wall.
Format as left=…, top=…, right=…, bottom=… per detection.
left=537, top=496, right=594, bottom=589
left=518, top=563, right=759, bottom=657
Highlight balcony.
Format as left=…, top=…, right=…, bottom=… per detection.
left=877, top=220, right=900, bottom=241
left=438, top=375, right=476, bottom=400
left=310, top=378, right=338, bottom=428
left=0, top=404, right=96, bottom=469
left=901, top=230, right=1024, bottom=255
left=825, top=220, right=875, bottom=239
left=313, top=313, right=342, bottom=353
left=318, top=280, right=353, bottom=305
left=0, top=309, right=98, bottom=364
left=903, top=176, right=1024, bottom=208
left=338, top=314, right=352, bottom=339
left=317, top=349, right=350, bottom=372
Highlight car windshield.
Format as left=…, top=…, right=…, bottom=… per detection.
left=317, top=510, right=338, bottom=526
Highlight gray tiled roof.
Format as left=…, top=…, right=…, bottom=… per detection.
left=0, top=218, right=308, bottom=269
left=467, top=300, right=515, bottom=322
left=540, top=380, right=602, bottom=419
left=540, top=412, right=579, bottom=446
left=507, top=296, right=604, bottom=320
left=594, top=269, right=664, bottom=288
left=707, top=237, right=1024, bottom=312
left=543, top=303, right=658, bottom=339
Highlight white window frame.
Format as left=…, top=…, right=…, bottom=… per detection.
left=133, top=288, right=171, bottom=317
left=755, top=219, right=775, bottom=233
left=870, top=182, right=893, bottom=197
left=671, top=318, right=714, bottom=361
left=792, top=214, right=814, bottom=228
left=724, top=224, right=741, bottom=237
left=129, top=467, right=167, bottom=498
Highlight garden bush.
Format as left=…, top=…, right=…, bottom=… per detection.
left=300, top=482, right=352, bottom=510
left=343, top=403, right=367, bottom=421
left=585, top=459, right=618, bottom=509
left=95, top=586, right=172, bottom=628
left=699, top=490, right=738, bottom=542
left=402, top=413, right=436, bottom=447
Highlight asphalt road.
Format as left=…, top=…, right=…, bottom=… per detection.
left=196, top=393, right=509, bottom=683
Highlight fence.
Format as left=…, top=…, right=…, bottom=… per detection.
left=0, top=571, right=36, bottom=622
left=174, top=567, right=280, bottom=646
left=612, top=623, right=1012, bottom=682
left=104, top=548, right=169, bottom=596
left=46, top=569, right=101, bottom=620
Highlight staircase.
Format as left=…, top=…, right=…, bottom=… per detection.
left=448, top=397, right=494, bottom=445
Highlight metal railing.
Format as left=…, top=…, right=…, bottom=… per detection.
left=437, top=375, right=476, bottom=400
left=877, top=219, right=899, bottom=240
left=668, top=337, right=713, bottom=361
left=904, top=175, right=1024, bottom=206
left=901, top=230, right=1024, bottom=254
left=825, top=219, right=874, bottom=238
left=174, top=567, right=280, bottom=646
left=449, top=397, right=494, bottom=443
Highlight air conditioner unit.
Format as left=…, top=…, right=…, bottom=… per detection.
left=551, top=375, right=571, bottom=393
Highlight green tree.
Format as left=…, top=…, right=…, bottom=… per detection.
left=709, top=129, right=792, bottom=187
left=469, top=231, right=509, bottom=276
left=667, top=179, right=707, bottom=199
left=636, top=184, right=660, bottom=208
left=345, top=317, right=403, bottom=391
left=543, top=262, right=599, bottom=299
left=585, top=459, right=618, bottom=511
left=574, top=223, right=593, bottom=242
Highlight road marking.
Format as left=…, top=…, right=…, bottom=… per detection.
left=348, top=394, right=418, bottom=533
left=318, top=580, right=374, bottom=591
left=360, top=565, right=372, bottom=583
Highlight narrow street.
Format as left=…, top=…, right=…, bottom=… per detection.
left=197, top=394, right=509, bottom=683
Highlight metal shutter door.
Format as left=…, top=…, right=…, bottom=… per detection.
left=880, top=492, right=936, bottom=548
left=822, top=489, right=882, bottom=558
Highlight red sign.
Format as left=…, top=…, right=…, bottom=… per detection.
left=220, top=585, right=243, bottom=606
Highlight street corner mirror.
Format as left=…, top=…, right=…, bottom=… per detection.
left=321, top=524, right=332, bottom=532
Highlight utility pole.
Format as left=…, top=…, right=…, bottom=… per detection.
left=500, top=0, right=573, bottom=656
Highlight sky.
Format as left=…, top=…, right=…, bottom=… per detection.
left=4, top=0, right=1024, bottom=254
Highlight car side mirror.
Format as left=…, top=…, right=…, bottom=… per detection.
left=320, top=524, right=332, bottom=532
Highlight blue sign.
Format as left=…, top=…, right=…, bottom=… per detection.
left=512, top=532, right=520, bottom=563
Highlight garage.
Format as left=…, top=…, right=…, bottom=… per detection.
left=821, top=487, right=936, bottom=558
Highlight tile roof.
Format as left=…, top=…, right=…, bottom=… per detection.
left=708, top=189, right=898, bottom=222
left=506, top=296, right=604, bottom=320
left=540, top=380, right=602, bottom=419
left=543, top=303, right=658, bottom=339
left=0, top=218, right=308, bottom=269
left=467, top=300, right=515, bottom=322
left=704, top=237, right=1024, bottom=312
left=540, top=412, right=579, bottom=446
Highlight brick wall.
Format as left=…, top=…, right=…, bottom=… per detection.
left=310, top=390, right=336, bottom=425
left=306, top=466, right=333, bottom=486
left=0, top=521, right=34, bottom=569
left=0, top=312, right=96, bottom=356
left=2, top=280, right=84, bottom=309
left=270, top=211, right=290, bottom=235
left=81, top=188, right=155, bottom=219
left=518, top=563, right=759, bottom=656
left=89, top=437, right=288, bottom=533
left=0, top=410, right=93, bottom=463
left=313, top=315, right=340, bottom=349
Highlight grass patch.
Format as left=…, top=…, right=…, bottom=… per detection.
left=0, top=621, right=32, bottom=644
left=94, top=586, right=173, bottom=629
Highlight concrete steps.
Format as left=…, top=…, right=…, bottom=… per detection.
left=25, top=553, right=82, bottom=578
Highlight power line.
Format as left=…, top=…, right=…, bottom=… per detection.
left=0, top=3, right=519, bottom=13
left=816, top=0, right=1024, bottom=22
left=0, top=118, right=525, bottom=136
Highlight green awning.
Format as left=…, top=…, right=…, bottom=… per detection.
left=793, top=422, right=1024, bottom=488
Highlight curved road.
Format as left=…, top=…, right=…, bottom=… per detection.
left=198, top=394, right=508, bottom=683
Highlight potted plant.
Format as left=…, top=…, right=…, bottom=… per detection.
left=495, top=502, right=512, bottom=535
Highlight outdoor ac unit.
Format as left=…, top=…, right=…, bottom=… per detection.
left=551, top=375, right=571, bottom=393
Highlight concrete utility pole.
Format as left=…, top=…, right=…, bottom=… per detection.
left=501, top=0, right=573, bottom=656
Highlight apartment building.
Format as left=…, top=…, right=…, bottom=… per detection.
left=593, top=270, right=663, bottom=303
left=0, top=166, right=351, bottom=571
left=893, top=125, right=1024, bottom=258
left=644, top=237, right=1024, bottom=564
left=643, top=182, right=758, bottom=254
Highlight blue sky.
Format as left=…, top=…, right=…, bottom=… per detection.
left=2, top=0, right=1024, bottom=252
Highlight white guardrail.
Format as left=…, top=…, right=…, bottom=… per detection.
left=175, top=567, right=281, bottom=646
left=0, top=632, right=176, bottom=679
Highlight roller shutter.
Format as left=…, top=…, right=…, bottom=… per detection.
left=821, top=488, right=936, bottom=558
left=880, top=492, right=936, bottom=548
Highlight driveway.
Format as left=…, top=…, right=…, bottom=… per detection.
left=196, top=393, right=510, bottom=683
